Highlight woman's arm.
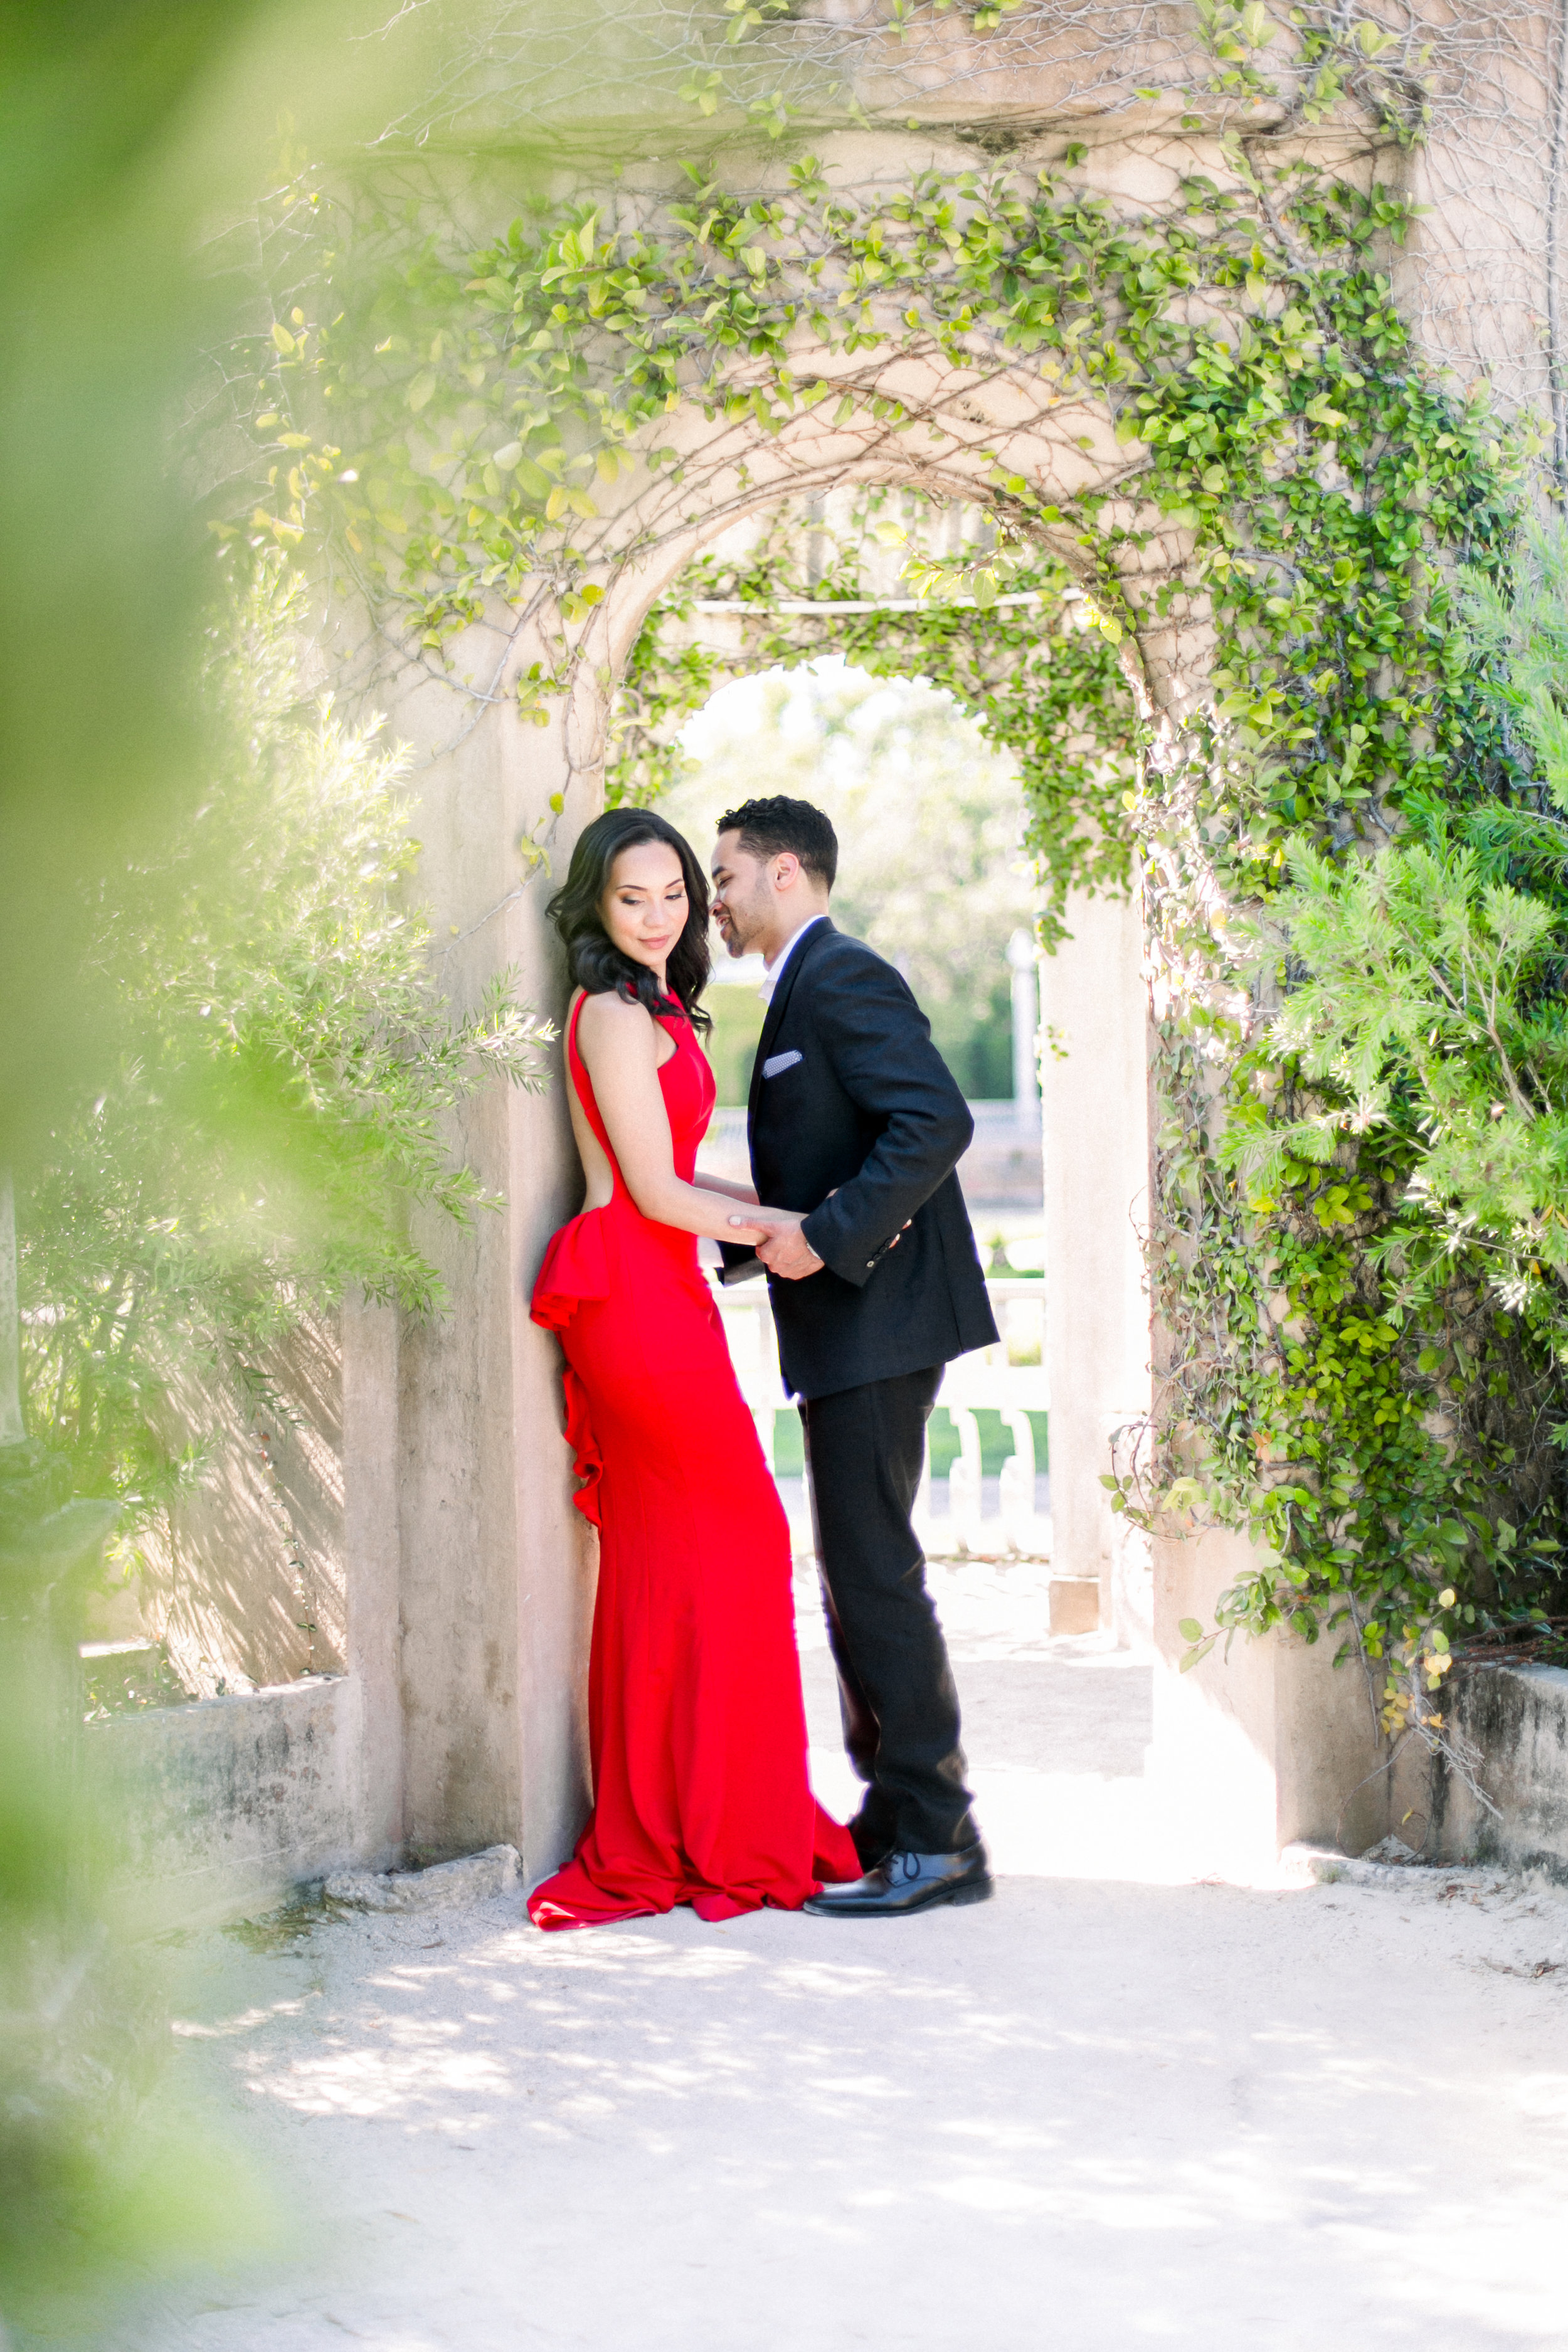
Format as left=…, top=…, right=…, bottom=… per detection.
left=577, top=993, right=797, bottom=1243
left=693, top=1168, right=760, bottom=1205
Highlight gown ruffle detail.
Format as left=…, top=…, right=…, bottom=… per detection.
left=531, top=1212, right=609, bottom=1525
left=525, top=993, right=859, bottom=1929
left=531, top=1204, right=610, bottom=1330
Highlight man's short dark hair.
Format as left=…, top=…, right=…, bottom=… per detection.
left=716, top=795, right=838, bottom=891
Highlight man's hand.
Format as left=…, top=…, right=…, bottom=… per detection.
left=729, top=1211, right=824, bottom=1282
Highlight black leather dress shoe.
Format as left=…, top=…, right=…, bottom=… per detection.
left=803, top=1841, right=993, bottom=1919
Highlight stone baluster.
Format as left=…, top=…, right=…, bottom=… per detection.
left=946, top=1407, right=985, bottom=1555
left=998, top=1409, right=1037, bottom=1551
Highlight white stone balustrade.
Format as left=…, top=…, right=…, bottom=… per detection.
left=709, top=1276, right=1050, bottom=1559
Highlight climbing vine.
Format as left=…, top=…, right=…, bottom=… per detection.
left=216, top=4, right=1568, bottom=1729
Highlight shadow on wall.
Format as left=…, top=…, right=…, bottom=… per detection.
left=112, top=1310, right=346, bottom=1696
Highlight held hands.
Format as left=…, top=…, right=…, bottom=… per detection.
left=728, top=1207, right=824, bottom=1281
left=727, top=1192, right=913, bottom=1281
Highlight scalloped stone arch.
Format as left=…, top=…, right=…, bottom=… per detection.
left=341, top=188, right=1385, bottom=1897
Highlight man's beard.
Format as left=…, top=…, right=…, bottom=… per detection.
left=721, top=892, right=766, bottom=955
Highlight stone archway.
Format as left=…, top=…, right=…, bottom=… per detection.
left=25, top=0, right=1563, bottom=1943
left=256, top=0, right=1568, bottom=1896
left=345, top=274, right=1367, bottom=1886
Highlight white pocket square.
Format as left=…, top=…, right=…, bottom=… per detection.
left=761, top=1049, right=802, bottom=1079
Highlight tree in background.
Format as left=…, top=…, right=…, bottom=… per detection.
left=662, top=658, right=1033, bottom=1101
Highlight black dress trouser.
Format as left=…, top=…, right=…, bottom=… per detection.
left=801, top=1364, right=978, bottom=1864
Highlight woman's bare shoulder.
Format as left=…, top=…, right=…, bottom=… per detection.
left=575, top=988, right=655, bottom=1047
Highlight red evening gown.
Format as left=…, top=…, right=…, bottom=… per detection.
left=526, top=992, right=859, bottom=1928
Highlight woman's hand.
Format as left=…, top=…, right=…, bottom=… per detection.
left=721, top=1200, right=798, bottom=1248
left=728, top=1204, right=823, bottom=1280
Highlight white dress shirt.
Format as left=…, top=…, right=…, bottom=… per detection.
left=757, top=911, right=827, bottom=1005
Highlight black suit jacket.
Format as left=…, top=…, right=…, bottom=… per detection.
left=721, top=919, right=999, bottom=1401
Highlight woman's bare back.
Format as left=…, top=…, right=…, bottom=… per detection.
left=567, top=985, right=677, bottom=1212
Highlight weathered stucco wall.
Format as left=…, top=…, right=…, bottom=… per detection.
left=122, top=1313, right=346, bottom=1697
left=1404, top=1663, right=1568, bottom=1879
left=367, top=637, right=601, bottom=1881
left=89, top=1674, right=359, bottom=1934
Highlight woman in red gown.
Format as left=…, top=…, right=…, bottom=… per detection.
left=527, top=807, right=859, bottom=1928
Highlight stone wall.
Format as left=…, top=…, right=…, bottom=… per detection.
left=110, top=1313, right=345, bottom=1698
left=89, top=1673, right=359, bottom=1934
left=1401, top=1662, right=1568, bottom=1880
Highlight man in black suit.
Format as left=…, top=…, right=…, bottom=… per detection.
left=711, top=795, right=999, bottom=1918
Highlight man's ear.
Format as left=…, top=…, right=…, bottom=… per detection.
left=771, top=850, right=802, bottom=891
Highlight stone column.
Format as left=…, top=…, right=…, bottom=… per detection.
left=1150, top=1526, right=1390, bottom=1871
left=368, top=628, right=597, bottom=1882
left=1007, top=929, right=1040, bottom=1137
left=1038, top=883, right=1152, bottom=1645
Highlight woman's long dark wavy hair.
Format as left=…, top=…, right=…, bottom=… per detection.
left=547, top=807, right=712, bottom=1031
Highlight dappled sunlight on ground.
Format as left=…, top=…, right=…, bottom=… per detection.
left=113, top=1562, right=1568, bottom=2352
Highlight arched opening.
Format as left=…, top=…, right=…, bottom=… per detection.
left=597, top=482, right=1155, bottom=1641
left=580, top=487, right=1158, bottom=1867
left=672, top=653, right=1051, bottom=1535
left=671, top=660, right=1034, bottom=1123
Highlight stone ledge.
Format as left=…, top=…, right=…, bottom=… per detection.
left=87, top=1673, right=364, bottom=1932
left=1286, top=1840, right=1504, bottom=1892
left=325, top=1844, right=521, bottom=1913
left=1419, top=1661, right=1568, bottom=1881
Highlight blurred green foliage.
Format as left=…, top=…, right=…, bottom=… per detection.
left=3, top=0, right=264, bottom=1167
left=0, top=1569, right=278, bottom=2338
left=0, top=0, right=438, bottom=1170
left=18, top=551, right=550, bottom=1538
left=0, top=4, right=465, bottom=2335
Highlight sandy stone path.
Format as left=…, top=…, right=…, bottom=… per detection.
left=112, top=1561, right=1568, bottom=2351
